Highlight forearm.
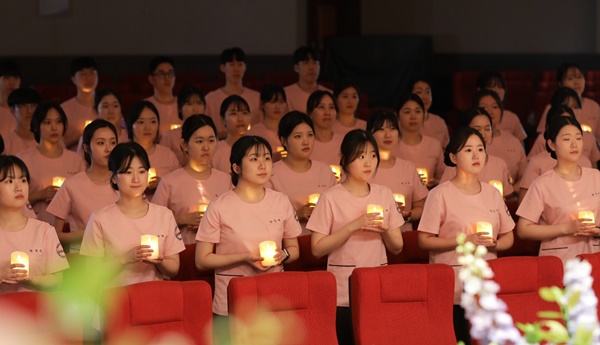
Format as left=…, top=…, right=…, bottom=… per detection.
left=311, top=225, right=355, bottom=258
left=27, top=272, right=63, bottom=291
left=196, top=251, right=247, bottom=271
left=495, top=232, right=514, bottom=251
left=283, top=245, right=299, bottom=263
left=381, top=228, right=403, bottom=255
left=410, top=206, right=424, bottom=221
left=156, top=255, right=179, bottom=277
left=517, top=219, right=569, bottom=241
left=418, top=232, right=458, bottom=251
left=29, top=190, right=44, bottom=204
left=57, top=230, right=84, bottom=244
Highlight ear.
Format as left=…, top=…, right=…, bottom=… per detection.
left=232, top=163, right=241, bottom=175
left=82, top=143, right=90, bottom=154
left=280, top=137, right=287, bottom=148
left=293, top=64, right=300, bottom=74
left=219, top=64, right=226, bottom=74
left=110, top=172, right=117, bottom=185
left=70, top=75, right=77, bottom=86
left=148, top=74, right=155, bottom=87
left=449, top=152, right=458, bottom=165
left=180, top=138, right=188, bottom=153
left=547, top=139, right=557, bottom=152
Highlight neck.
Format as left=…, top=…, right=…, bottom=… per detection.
left=451, top=169, right=481, bottom=194
left=337, top=113, right=356, bottom=126
left=117, top=194, right=146, bottom=211
left=138, top=140, right=155, bottom=152
left=185, top=161, right=212, bottom=178
left=492, top=127, right=501, bottom=137
left=0, top=208, right=27, bottom=231
left=283, top=155, right=311, bottom=172
left=234, top=180, right=265, bottom=203
left=37, top=140, right=63, bottom=157
left=153, top=91, right=174, bottom=103
left=314, top=126, right=333, bottom=142
left=297, top=80, right=317, bottom=93
left=554, top=160, right=581, bottom=180
left=15, top=126, right=34, bottom=140
left=223, top=81, right=244, bottom=94
left=76, top=91, right=95, bottom=106
left=262, top=117, right=279, bottom=132
left=401, top=131, right=421, bottom=145
left=225, top=133, right=243, bottom=146
left=378, top=154, right=395, bottom=169
left=342, top=176, right=370, bottom=197
left=87, top=164, right=111, bottom=182
left=0, top=93, right=8, bottom=107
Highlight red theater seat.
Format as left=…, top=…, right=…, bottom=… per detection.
left=283, top=235, right=328, bottom=272
left=171, top=243, right=215, bottom=293
left=386, top=230, right=429, bottom=264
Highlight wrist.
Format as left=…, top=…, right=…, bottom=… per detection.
left=282, top=248, right=291, bottom=263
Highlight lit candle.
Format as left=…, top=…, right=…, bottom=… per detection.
left=582, top=124, right=592, bottom=133
left=380, top=151, right=391, bottom=160
left=147, top=168, right=157, bottom=183
left=84, top=120, right=92, bottom=128
left=198, top=204, right=208, bottom=213
left=170, top=124, right=181, bottom=130
left=247, top=124, right=252, bottom=131
left=276, top=146, right=288, bottom=159
left=259, top=241, right=277, bottom=266
left=367, top=204, right=384, bottom=224
left=52, top=176, right=65, bottom=188
left=417, top=168, right=428, bottom=185
left=476, top=221, right=493, bottom=238
left=489, top=180, right=503, bottom=196
left=140, top=235, right=159, bottom=260
left=330, top=165, right=342, bottom=182
left=10, top=251, right=29, bottom=278
left=578, top=211, right=595, bottom=224
left=308, top=193, right=320, bottom=205
left=393, top=193, right=405, bottom=205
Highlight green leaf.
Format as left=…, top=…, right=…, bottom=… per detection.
left=574, top=325, right=594, bottom=345
left=517, top=323, right=542, bottom=343
left=537, top=311, right=563, bottom=319
left=539, top=286, right=563, bottom=302
left=568, top=290, right=581, bottom=310
left=538, top=320, right=569, bottom=343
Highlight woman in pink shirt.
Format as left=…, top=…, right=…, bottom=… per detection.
left=18, top=102, right=86, bottom=223
left=80, top=142, right=184, bottom=286
left=267, top=111, right=337, bottom=233
left=247, top=83, right=287, bottom=161
left=396, top=93, right=445, bottom=188
left=46, top=120, right=119, bottom=253
left=211, top=95, right=251, bottom=174
left=307, top=129, right=404, bottom=345
left=196, top=136, right=301, bottom=341
left=307, top=90, right=344, bottom=166
left=517, top=116, right=600, bottom=263
left=410, top=78, right=450, bottom=148
left=332, top=80, right=366, bottom=136
left=367, top=109, right=429, bottom=231
left=0, top=155, right=69, bottom=294
left=418, top=127, right=514, bottom=343
left=159, top=85, right=206, bottom=165
left=3, top=88, right=40, bottom=155
left=153, top=115, right=231, bottom=244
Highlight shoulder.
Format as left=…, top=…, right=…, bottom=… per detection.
left=284, top=84, right=298, bottom=92
left=160, top=168, right=186, bottom=181
left=583, top=97, right=600, bottom=109
left=370, top=183, right=393, bottom=196
left=92, top=203, right=118, bottom=219
left=210, top=168, right=231, bottom=183
left=422, top=135, right=443, bottom=150
left=243, top=88, right=260, bottom=97
left=60, top=98, right=77, bottom=108
left=394, top=157, right=418, bottom=171
left=16, top=147, right=38, bottom=160
left=26, top=218, right=56, bottom=234
left=148, top=202, right=175, bottom=216
left=499, top=131, right=522, bottom=146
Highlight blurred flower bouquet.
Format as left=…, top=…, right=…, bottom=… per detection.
left=456, top=233, right=600, bottom=345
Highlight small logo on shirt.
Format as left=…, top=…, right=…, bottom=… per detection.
left=174, top=226, right=182, bottom=241
left=269, top=218, right=283, bottom=224
left=317, top=184, right=328, bottom=188
left=592, top=192, right=600, bottom=197
left=56, top=243, right=66, bottom=258
left=398, top=181, right=411, bottom=185
left=29, top=248, right=43, bottom=253
left=489, top=209, right=499, bottom=214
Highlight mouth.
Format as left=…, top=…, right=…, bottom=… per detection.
left=383, top=140, right=393, bottom=145
left=15, top=195, right=24, bottom=199
left=570, top=151, right=579, bottom=155
left=473, top=162, right=481, bottom=167
left=257, top=173, right=268, bottom=178
left=301, top=147, right=310, bottom=152
left=363, top=170, right=372, bottom=174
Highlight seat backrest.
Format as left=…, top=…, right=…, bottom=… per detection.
left=172, top=243, right=215, bottom=293
left=386, top=230, right=429, bottom=264
left=350, top=264, right=456, bottom=345
left=283, top=235, right=328, bottom=271
left=488, top=256, right=563, bottom=325
left=576, top=252, right=600, bottom=321
left=228, top=271, right=337, bottom=345
left=104, top=280, right=212, bottom=345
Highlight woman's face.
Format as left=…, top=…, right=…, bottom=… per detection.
left=112, top=156, right=148, bottom=199
left=372, top=120, right=399, bottom=153
left=398, top=100, right=424, bottom=133
left=310, top=95, right=336, bottom=130
left=336, top=87, right=359, bottom=115
left=88, top=127, right=117, bottom=168
left=548, top=124, right=583, bottom=162
left=132, top=108, right=159, bottom=144
left=452, top=134, right=486, bottom=175
left=97, top=94, right=122, bottom=127
left=262, top=94, right=287, bottom=121
left=560, top=67, right=585, bottom=96
left=412, top=81, right=432, bottom=111
left=181, top=95, right=206, bottom=121
left=565, top=96, right=582, bottom=118
left=0, top=165, right=29, bottom=209
left=283, top=123, right=314, bottom=160
left=39, top=108, right=65, bottom=144
left=478, top=95, right=502, bottom=128
left=224, top=104, right=251, bottom=136
left=469, top=115, right=493, bottom=145
left=184, top=125, right=217, bottom=166
left=236, top=145, right=273, bottom=186
left=344, top=142, right=378, bottom=182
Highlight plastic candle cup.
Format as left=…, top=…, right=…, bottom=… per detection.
left=367, top=204, right=384, bottom=224
left=10, top=251, right=29, bottom=278
left=393, top=193, right=405, bottom=205
left=141, top=235, right=159, bottom=260
left=578, top=211, right=595, bottom=224
left=417, top=168, right=428, bottom=185
left=582, top=124, right=592, bottom=132
left=489, top=180, right=503, bottom=196
left=198, top=204, right=208, bottom=214
left=147, top=168, right=157, bottom=183
left=476, top=221, right=493, bottom=238
left=52, top=176, right=65, bottom=188
left=330, top=165, right=342, bottom=182
left=259, top=241, right=277, bottom=266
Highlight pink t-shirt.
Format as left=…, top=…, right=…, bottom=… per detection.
left=61, top=98, right=97, bottom=150
left=17, top=147, right=86, bottom=223
left=499, top=110, right=527, bottom=141
left=331, top=119, right=367, bottom=137
left=80, top=202, right=185, bottom=287
left=521, top=152, right=592, bottom=190
left=284, top=83, right=331, bottom=113
left=2, top=131, right=36, bottom=156
left=204, top=88, right=262, bottom=136
left=246, top=123, right=282, bottom=153
left=370, top=158, right=429, bottom=231
left=46, top=172, right=120, bottom=251
left=422, top=112, right=450, bottom=148
left=146, top=96, right=180, bottom=138
left=152, top=168, right=232, bottom=244
left=486, top=131, right=527, bottom=183
left=76, top=128, right=129, bottom=161
left=211, top=140, right=232, bottom=174
left=158, top=127, right=185, bottom=165
left=527, top=132, right=600, bottom=164
left=537, top=98, right=600, bottom=141
left=418, top=181, right=515, bottom=303
left=310, top=133, right=344, bottom=166
left=306, top=183, right=404, bottom=306
left=395, top=135, right=445, bottom=182
left=0, top=106, right=15, bottom=136
left=197, top=189, right=302, bottom=315
left=439, top=155, right=514, bottom=197
left=517, top=168, right=600, bottom=263
left=148, top=144, right=180, bottom=179
left=0, top=218, right=69, bottom=294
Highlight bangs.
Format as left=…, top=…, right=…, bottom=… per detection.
left=0, top=157, right=30, bottom=183
left=245, top=142, right=272, bottom=158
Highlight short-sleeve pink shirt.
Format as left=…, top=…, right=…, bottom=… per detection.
left=211, top=140, right=233, bottom=174
left=331, top=119, right=367, bottom=137
left=205, top=88, right=262, bottom=135
left=537, top=98, right=600, bottom=141
left=439, top=155, right=514, bottom=197
left=2, top=131, right=36, bottom=155
left=158, top=127, right=185, bottom=165
left=521, top=152, right=592, bottom=190
left=61, top=98, right=97, bottom=150
left=146, top=96, right=180, bottom=138
left=394, top=135, right=445, bottom=182
left=486, top=131, right=527, bottom=183
left=499, top=110, right=527, bottom=141
left=246, top=123, right=282, bottom=153
left=0, top=106, right=15, bottom=136
left=310, top=133, right=344, bottom=166
left=284, top=83, right=331, bottom=113
left=422, top=112, right=450, bottom=148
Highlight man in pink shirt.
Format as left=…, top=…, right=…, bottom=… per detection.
left=0, top=60, right=21, bottom=136
left=146, top=56, right=179, bottom=137
left=284, top=47, right=331, bottom=113
left=61, top=57, right=99, bottom=150
left=3, top=88, right=41, bottom=155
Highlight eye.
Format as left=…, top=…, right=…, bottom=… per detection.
left=20, top=178, right=27, bottom=183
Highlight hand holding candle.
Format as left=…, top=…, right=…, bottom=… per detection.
left=308, top=193, right=320, bottom=206
left=417, top=168, right=428, bottom=186
left=578, top=211, right=595, bottom=224
left=475, top=222, right=493, bottom=239
left=10, top=251, right=29, bottom=279
left=140, top=235, right=159, bottom=260
left=259, top=241, right=277, bottom=267
left=52, top=176, right=65, bottom=188
left=147, top=168, right=157, bottom=183
left=367, top=204, right=384, bottom=224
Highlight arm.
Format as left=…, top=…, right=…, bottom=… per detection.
left=381, top=227, right=403, bottom=255
left=495, top=231, right=514, bottom=251
left=310, top=213, right=382, bottom=258
left=409, top=198, right=425, bottom=221
left=27, top=271, right=63, bottom=291
left=195, top=241, right=264, bottom=271
left=151, top=253, right=179, bottom=278
left=517, top=217, right=595, bottom=241
left=1, top=263, right=63, bottom=291
left=29, top=186, right=58, bottom=204
left=280, top=237, right=299, bottom=264
left=418, top=231, right=496, bottom=251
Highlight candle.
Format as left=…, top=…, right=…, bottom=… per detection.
left=247, top=124, right=252, bottom=131
left=259, top=241, right=277, bottom=266
left=308, top=193, right=320, bottom=205
left=10, top=251, right=29, bottom=278
left=417, top=168, right=428, bottom=185
left=147, top=168, right=157, bottom=183
left=582, top=124, right=592, bottom=133
left=330, top=165, right=342, bottom=182
left=170, top=124, right=181, bottom=130
left=276, top=146, right=288, bottom=159
left=52, top=176, right=65, bottom=188
left=380, top=151, right=391, bottom=160
left=198, top=204, right=208, bottom=213
left=476, top=221, right=493, bottom=238
left=140, top=235, right=159, bottom=260
left=84, top=120, right=92, bottom=128
left=578, top=211, right=595, bottom=224
left=393, top=193, right=405, bottom=205
left=367, top=204, right=384, bottom=224
left=488, top=180, right=503, bottom=196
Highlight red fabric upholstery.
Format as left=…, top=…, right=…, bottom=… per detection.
left=576, top=252, right=600, bottom=321
left=228, top=271, right=337, bottom=345
left=283, top=235, right=328, bottom=272
left=172, top=243, right=215, bottom=294
left=488, top=256, right=563, bottom=325
left=386, top=230, right=429, bottom=264
left=350, top=264, right=456, bottom=345
left=104, top=280, right=212, bottom=345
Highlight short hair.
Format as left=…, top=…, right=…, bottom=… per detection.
left=278, top=111, right=314, bottom=147
left=70, top=57, right=98, bottom=76
left=396, top=93, right=425, bottom=112
left=557, top=63, right=583, bottom=84
left=307, top=90, right=337, bottom=115
left=444, top=127, right=486, bottom=167
left=230, top=136, right=272, bottom=186
left=94, top=89, right=122, bottom=111
left=30, top=102, right=68, bottom=143
left=220, top=95, right=250, bottom=119
left=148, top=56, right=174, bottom=74
left=260, top=83, right=286, bottom=104
left=550, top=86, right=581, bottom=109
left=366, top=109, right=400, bottom=133
left=293, top=46, right=319, bottom=64
left=0, top=60, right=21, bottom=78
left=472, top=89, right=504, bottom=120
left=340, top=129, right=380, bottom=175
left=406, top=77, right=432, bottom=94
left=126, top=100, right=160, bottom=141
left=177, top=85, right=206, bottom=120
left=220, top=47, right=246, bottom=64
left=0, top=155, right=30, bottom=184
left=8, top=87, right=41, bottom=108
left=476, top=71, right=507, bottom=91
left=334, top=79, right=361, bottom=98
left=82, top=119, right=118, bottom=165
left=545, top=104, right=576, bottom=129
left=181, top=114, right=217, bottom=143
left=458, top=107, right=492, bottom=128
left=545, top=116, right=582, bottom=159
left=108, top=142, right=151, bottom=191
